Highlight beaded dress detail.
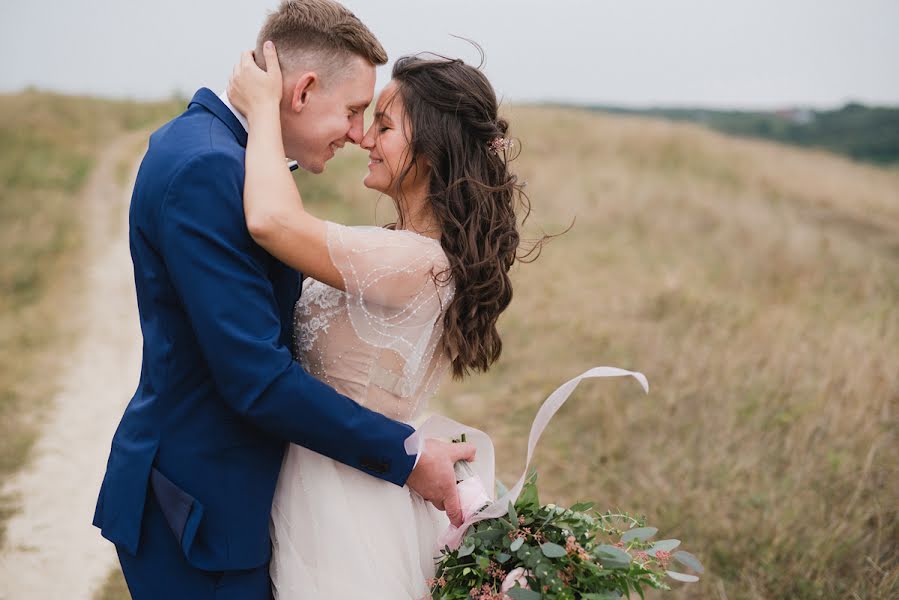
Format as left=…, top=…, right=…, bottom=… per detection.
left=270, top=222, right=455, bottom=599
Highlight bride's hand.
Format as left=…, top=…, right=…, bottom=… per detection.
left=228, top=41, right=283, bottom=122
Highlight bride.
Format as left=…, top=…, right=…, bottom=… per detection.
left=228, top=41, right=536, bottom=598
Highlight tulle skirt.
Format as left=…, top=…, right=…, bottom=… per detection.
left=269, top=443, right=449, bottom=599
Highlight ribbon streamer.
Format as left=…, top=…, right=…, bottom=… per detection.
left=405, top=366, right=649, bottom=550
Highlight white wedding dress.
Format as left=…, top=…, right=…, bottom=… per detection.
left=269, top=222, right=455, bottom=600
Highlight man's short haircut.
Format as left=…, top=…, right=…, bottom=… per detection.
left=256, top=0, right=388, bottom=82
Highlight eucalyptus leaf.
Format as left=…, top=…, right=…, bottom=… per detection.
left=496, top=552, right=511, bottom=564
left=666, top=570, right=700, bottom=583
left=673, top=550, right=704, bottom=574
left=595, top=544, right=632, bottom=569
left=516, top=544, right=534, bottom=561
left=517, top=475, right=540, bottom=511
left=508, top=501, right=518, bottom=523
left=457, top=542, right=475, bottom=558
left=649, top=539, right=681, bottom=555
left=510, top=537, right=525, bottom=552
left=473, top=528, right=506, bottom=542
left=621, top=527, right=657, bottom=542
left=495, top=478, right=509, bottom=497
left=515, top=544, right=534, bottom=560
left=507, top=587, right=542, bottom=600
left=540, top=542, right=568, bottom=558
left=569, top=501, right=595, bottom=512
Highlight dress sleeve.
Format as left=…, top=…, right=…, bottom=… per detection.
left=326, top=221, right=455, bottom=399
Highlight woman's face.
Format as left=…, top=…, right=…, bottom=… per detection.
left=360, top=80, right=428, bottom=196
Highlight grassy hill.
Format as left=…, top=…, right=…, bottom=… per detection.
left=4, top=93, right=892, bottom=599
left=289, top=107, right=898, bottom=599
left=579, top=102, right=899, bottom=166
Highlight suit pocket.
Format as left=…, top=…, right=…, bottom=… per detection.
left=148, top=466, right=206, bottom=563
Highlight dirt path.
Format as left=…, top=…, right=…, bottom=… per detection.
left=0, top=132, right=147, bottom=599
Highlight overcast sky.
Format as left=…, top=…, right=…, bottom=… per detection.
left=2, top=0, right=898, bottom=109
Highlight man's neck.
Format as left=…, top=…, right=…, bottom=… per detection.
left=217, top=89, right=298, bottom=171
left=218, top=90, right=249, bottom=132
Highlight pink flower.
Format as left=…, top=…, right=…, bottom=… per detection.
left=500, top=567, right=532, bottom=593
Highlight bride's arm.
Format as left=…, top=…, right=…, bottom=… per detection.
left=228, top=43, right=344, bottom=291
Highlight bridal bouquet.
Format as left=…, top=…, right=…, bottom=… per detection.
left=427, top=469, right=703, bottom=599
left=407, top=368, right=703, bottom=600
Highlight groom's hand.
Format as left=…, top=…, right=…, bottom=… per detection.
left=406, top=439, right=476, bottom=527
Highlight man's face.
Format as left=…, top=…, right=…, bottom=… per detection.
left=279, top=55, right=375, bottom=174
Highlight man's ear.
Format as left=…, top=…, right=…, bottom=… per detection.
left=289, top=72, right=318, bottom=114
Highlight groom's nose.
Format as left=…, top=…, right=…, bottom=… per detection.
left=347, top=114, right=365, bottom=145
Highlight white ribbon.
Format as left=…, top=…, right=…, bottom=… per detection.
left=405, top=366, right=649, bottom=550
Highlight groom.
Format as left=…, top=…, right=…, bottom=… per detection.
left=92, top=1, right=475, bottom=597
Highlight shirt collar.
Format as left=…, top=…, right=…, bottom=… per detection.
left=216, top=89, right=298, bottom=171
left=218, top=90, right=249, bottom=133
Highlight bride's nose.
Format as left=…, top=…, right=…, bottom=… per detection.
left=360, top=124, right=375, bottom=150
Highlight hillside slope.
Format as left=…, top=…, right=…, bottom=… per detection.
left=298, top=106, right=899, bottom=599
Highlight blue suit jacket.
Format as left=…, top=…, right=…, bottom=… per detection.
left=93, top=88, right=417, bottom=572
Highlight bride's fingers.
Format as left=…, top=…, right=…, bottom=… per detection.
left=444, top=487, right=464, bottom=527
left=240, top=49, right=254, bottom=69
left=450, top=442, right=477, bottom=463
left=262, top=40, right=281, bottom=77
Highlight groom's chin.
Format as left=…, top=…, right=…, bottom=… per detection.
left=294, top=158, right=325, bottom=175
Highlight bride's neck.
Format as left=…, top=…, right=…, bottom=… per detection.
left=394, top=189, right=441, bottom=240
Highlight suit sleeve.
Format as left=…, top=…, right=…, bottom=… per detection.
left=158, top=151, right=416, bottom=486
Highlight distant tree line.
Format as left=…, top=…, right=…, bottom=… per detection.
left=575, top=102, right=899, bottom=165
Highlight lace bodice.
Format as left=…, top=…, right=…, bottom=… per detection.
left=292, top=222, right=455, bottom=423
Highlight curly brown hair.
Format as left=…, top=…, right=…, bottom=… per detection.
left=387, top=51, right=546, bottom=379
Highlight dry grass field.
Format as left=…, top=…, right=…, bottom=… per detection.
left=289, top=106, right=898, bottom=599
left=6, top=95, right=892, bottom=599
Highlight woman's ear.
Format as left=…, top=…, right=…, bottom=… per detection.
left=290, top=72, right=318, bottom=113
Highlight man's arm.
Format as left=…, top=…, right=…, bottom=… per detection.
left=159, top=150, right=416, bottom=485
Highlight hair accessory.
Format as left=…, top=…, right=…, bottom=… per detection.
left=488, top=136, right=514, bottom=155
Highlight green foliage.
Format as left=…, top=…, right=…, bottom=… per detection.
left=428, top=471, right=702, bottom=599
left=579, top=102, right=899, bottom=165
